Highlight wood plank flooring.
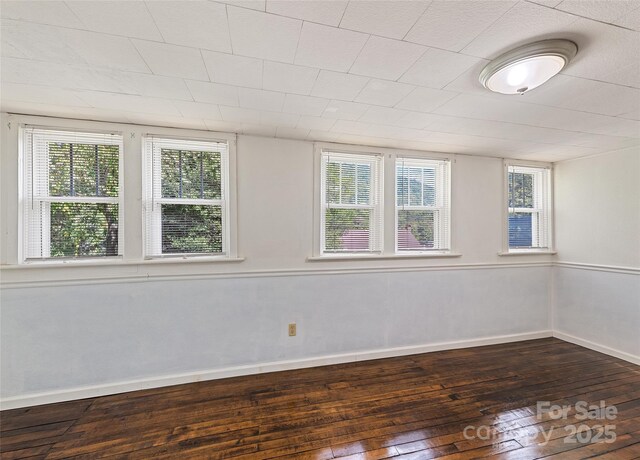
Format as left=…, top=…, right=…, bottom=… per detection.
left=1, top=338, right=639, bottom=459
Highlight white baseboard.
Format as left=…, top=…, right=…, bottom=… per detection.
left=0, top=330, right=552, bottom=411
left=553, top=331, right=640, bottom=366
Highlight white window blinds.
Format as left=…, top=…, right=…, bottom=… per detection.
left=507, top=164, right=551, bottom=250
left=396, top=158, right=451, bottom=252
left=321, top=151, right=383, bottom=254
left=22, top=127, right=123, bottom=261
left=144, top=136, right=229, bottom=257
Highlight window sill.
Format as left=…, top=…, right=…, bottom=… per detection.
left=141, top=256, right=245, bottom=265
left=1, top=257, right=246, bottom=269
left=307, top=252, right=462, bottom=262
left=498, top=251, right=557, bottom=256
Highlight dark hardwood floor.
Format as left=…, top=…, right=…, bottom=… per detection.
left=1, top=338, right=639, bottom=459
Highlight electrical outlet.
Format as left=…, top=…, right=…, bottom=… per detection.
left=288, top=323, right=296, bottom=337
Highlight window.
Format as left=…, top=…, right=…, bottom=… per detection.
left=22, top=127, right=123, bottom=261
left=506, top=163, right=552, bottom=251
left=320, top=151, right=382, bottom=254
left=315, top=147, right=456, bottom=259
left=144, top=136, right=230, bottom=258
left=396, top=158, right=451, bottom=252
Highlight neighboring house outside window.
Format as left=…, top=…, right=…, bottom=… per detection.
left=320, top=151, right=383, bottom=254
left=396, top=158, right=451, bottom=252
left=316, top=147, right=453, bottom=258
left=506, top=162, right=552, bottom=252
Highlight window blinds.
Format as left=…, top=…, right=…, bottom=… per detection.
left=507, top=164, right=551, bottom=249
left=23, top=127, right=123, bottom=260
left=396, top=158, right=451, bottom=251
left=321, top=151, right=383, bottom=254
left=144, top=136, right=229, bottom=257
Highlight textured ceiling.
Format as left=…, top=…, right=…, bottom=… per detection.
left=1, top=0, right=639, bottom=162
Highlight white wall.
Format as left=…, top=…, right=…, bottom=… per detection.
left=1, top=114, right=551, bottom=275
left=555, top=148, right=640, bottom=268
left=553, top=148, right=640, bottom=361
left=1, top=114, right=555, bottom=408
left=1, top=268, right=550, bottom=400
left=553, top=267, right=639, bottom=359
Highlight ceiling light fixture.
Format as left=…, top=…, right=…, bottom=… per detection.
left=479, top=39, right=578, bottom=95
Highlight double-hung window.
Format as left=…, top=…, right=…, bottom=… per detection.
left=22, top=127, right=123, bottom=261
left=506, top=163, right=552, bottom=251
left=317, top=148, right=454, bottom=258
left=320, top=151, right=383, bottom=254
left=396, top=158, right=451, bottom=252
left=144, top=136, right=229, bottom=258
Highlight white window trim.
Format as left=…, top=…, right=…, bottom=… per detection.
left=142, top=135, right=236, bottom=260
left=501, top=159, right=555, bottom=255
left=19, top=126, right=125, bottom=264
left=312, top=142, right=457, bottom=260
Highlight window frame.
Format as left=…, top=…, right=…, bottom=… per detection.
left=312, top=143, right=458, bottom=260
left=20, top=126, right=125, bottom=263
left=319, top=150, right=384, bottom=256
left=502, top=159, right=554, bottom=254
left=395, top=157, right=451, bottom=254
left=142, top=135, right=234, bottom=260
left=9, top=115, right=242, bottom=270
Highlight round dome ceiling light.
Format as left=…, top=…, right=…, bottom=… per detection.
left=479, top=39, right=578, bottom=95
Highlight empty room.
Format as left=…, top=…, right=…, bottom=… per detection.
left=1, top=0, right=639, bottom=458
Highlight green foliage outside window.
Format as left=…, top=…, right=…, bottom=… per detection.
left=48, top=142, right=119, bottom=257
left=161, top=149, right=221, bottom=200
left=325, top=161, right=370, bottom=205
left=508, top=172, right=534, bottom=208
left=47, top=144, right=225, bottom=257
left=398, top=210, right=434, bottom=248
left=325, top=160, right=372, bottom=251
left=325, top=208, right=371, bottom=251
left=160, top=149, right=223, bottom=254
left=161, top=204, right=223, bottom=254
left=49, top=143, right=118, bottom=197
left=50, top=203, right=119, bottom=257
